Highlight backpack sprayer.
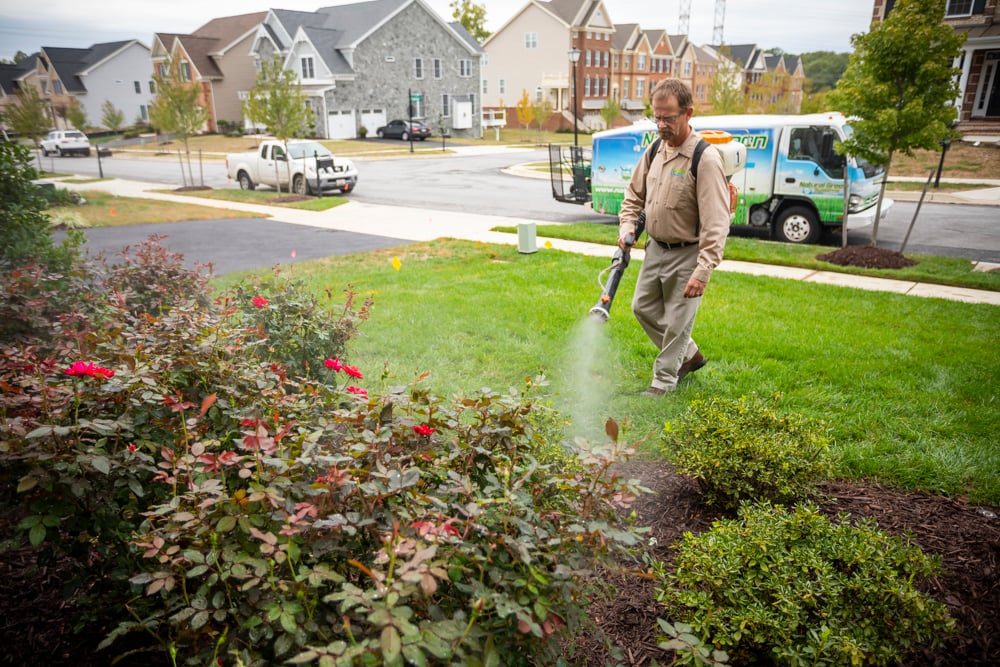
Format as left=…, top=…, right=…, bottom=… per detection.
left=589, top=211, right=645, bottom=322
left=586, top=131, right=746, bottom=322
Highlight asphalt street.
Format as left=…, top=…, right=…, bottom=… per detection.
left=57, top=218, right=412, bottom=275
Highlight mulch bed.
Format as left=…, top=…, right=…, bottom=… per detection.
left=818, top=245, right=918, bottom=270
left=576, top=461, right=1000, bottom=665
left=2, top=462, right=998, bottom=665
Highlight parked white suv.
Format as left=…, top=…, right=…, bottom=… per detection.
left=41, top=130, right=91, bottom=157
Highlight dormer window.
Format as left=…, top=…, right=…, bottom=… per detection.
left=301, top=57, right=315, bottom=79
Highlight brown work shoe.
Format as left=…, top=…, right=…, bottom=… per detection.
left=640, top=386, right=669, bottom=397
left=678, top=350, right=707, bottom=381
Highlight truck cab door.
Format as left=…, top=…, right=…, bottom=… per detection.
left=260, top=145, right=286, bottom=187
left=776, top=125, right=846, bottom=220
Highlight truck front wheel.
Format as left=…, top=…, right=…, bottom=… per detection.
left=237, top=171, right=255, bottom=191
left=774, top=206, right=820, bottom=244
left=292, top=174, right=309, bottom=196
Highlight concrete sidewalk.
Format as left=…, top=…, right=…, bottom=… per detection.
left=54, top=176, right=1000, bottom=307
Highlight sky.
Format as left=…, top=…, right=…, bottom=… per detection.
left=0, top=0, right=874, bottom=63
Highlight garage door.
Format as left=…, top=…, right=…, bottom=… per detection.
left=327, top=110, right=356, bottom=139
left=360, top=108, right=386, bottom=134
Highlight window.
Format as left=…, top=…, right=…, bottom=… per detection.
left=149, top=80, right=156, bottom=94
left=482, top=79, right=488, bottom=94
left=585, top=50, right=592, bottom=67
left=180, top=61, right=191, bottom=81
left=535, top=86, right=542, bottom=102
left=624, top=55, right=630, bottom=69
left=459, top=59, right=472, bottom=77
left=636, top=79, right=644, bottom=98
left=525, top=32, right=537, bottom=48
left=623, top=79, right=629, bottom=98
left=499, top=79, right=505, bottom=95
left=945, top=0, right=973, bottom=16
left=41, top=81, right=48, bottom=94
left=140, top=104, right=149, bottom=121
left=301, top=57, right=314, bottom=79
left=614, top=54, right=619, bottom=68
left=584, top=76, right=591, bottom=96
left=134, top=80, right=141, bottom=93
left=442, top=93, right=450, bottom=116
left=587, top=31, right=592, bottom=39
left=53, top=80, right=62, bottom=94
left=433, top=58, right=442, bottom=79
left=414, top=57, right=424, bottom=79
left=602, top=77, right=608, bottom=97
left=411, top=97, right=424, bottom=117
left=158, top=63, right=168, bottom=78
left=683, top=61, right=692, bottom=77
left=603, top=51, right=609, bottom=67
left=638, top=55, right=646, bottom=71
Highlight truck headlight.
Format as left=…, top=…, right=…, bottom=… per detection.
left=848, top=194, right=864, bottom=212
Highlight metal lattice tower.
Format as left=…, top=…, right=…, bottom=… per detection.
left=678, top=0, right=691, bottom=35
left=713, top=0, right=726, bottom=45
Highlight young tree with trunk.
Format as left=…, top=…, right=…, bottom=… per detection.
left=828, top=0, right=964, bottom=246
left=450, top=0, right=490, bottom=42
left=66, top=100, right=88, bottom=132
left=599, top=97, right=620, bottom=129
left=149, top=54, right=208, bottom=187
left=101, top=100, right=125, bottom=132
left=243, top=54, right=310, bottom=194
left=514, top=89, right=535, bottom=141
left=6, top=86, right=51, bottom=165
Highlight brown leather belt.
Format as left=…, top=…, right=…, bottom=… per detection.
left=653, top=238, right=699, bottom=250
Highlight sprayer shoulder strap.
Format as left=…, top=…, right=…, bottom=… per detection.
left=644, top=137, right=710, bottom=179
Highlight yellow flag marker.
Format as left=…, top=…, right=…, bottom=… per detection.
left=544, top=240, right=553, bottom=249
left=391, top=256, right=401, bottom=271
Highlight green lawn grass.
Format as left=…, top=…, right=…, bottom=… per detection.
left=214, top=239, right=1000, bottom=505
left=492, top=223, right=1000, bottom=292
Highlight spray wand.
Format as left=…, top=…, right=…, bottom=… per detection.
left=588, top=211, right=646, bottom=322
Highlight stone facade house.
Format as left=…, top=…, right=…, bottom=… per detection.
left=250, top=0, right=484, bottom=139
left=152, top=12, right=268, bottom=134
left=872, top=0, right=1000, bottom=139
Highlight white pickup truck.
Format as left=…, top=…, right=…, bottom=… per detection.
left=225, top=139, right=358, bottom=195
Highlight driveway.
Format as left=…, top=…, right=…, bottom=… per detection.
left=59, top=218, right=412, bottom=275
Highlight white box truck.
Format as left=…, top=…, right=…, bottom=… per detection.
left=555, top=112, right=892, bottom=244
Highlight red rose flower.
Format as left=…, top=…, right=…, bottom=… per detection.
left=413, top=424, right=436, bottom=436
left=343, top=365, right=363, bottom=379
left=252, top=296, right=269, bottom=309
left=324, top=357, right=343, bottom=371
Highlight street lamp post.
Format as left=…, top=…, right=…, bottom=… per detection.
left=568, top=47, right=581, bottom=148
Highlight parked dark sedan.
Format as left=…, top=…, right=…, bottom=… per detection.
left=376, top=119, right=432, bottom=141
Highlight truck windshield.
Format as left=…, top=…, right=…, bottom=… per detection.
left=843, top=125, right=885, bottom=178
left=287, top=142, right=332, bottom=159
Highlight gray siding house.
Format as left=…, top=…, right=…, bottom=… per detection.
left=251, top=0, right=484, bottom=139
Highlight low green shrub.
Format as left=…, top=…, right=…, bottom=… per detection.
left=655, top=502, right=955, bottom=666
left=660, top=393, right=834, bottom=510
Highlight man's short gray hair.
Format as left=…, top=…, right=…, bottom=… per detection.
left=650, top=78, right=693, bottom=111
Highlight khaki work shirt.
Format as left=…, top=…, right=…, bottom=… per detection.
left=619, top=130, right=731, bottom=284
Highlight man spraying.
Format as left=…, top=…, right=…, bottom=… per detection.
left=618, top=79, right=731, bottom=396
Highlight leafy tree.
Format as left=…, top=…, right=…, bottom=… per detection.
left=242, top=54, right=311, bottom=193
left=514, top=89, right=535, bottom=141
left=599, top=97, right=620, bottom=129
left=65, top=99, right=88, bottom=131
left=828, top=0, right=964, bottom=246
left=799, top=89, right=829, bottom=114
left=708, top=66, right=746, bottom=115
left=450, top=0, right=490, bottom=42
left=530, top=97, right=552, bottom=142
left=800, top=51, right=850, bottom=94
left=0, top=141, right=77, bottom=267
left=0, top=51, right=28, bottom=65
left=6, top=86, right=51, bottom=162
left=149, top=54, right=208, bottom=187
left=101, top=100, right=125, bottom=131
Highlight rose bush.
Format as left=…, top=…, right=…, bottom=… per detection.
left=0, top=237, right=648, bottom=665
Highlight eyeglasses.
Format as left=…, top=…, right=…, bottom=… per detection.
left=653, top=113, right=683, bottom=125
